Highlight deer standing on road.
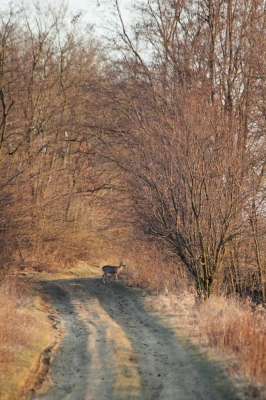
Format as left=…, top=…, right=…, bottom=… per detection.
left=102, top=261, right=125, bottom=284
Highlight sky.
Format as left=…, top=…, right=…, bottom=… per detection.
left=66, top=0, right=133, bottom=37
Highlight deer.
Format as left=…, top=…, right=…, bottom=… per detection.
left=102, top=261, right=125, bottom=284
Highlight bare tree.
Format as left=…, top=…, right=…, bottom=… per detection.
left=98, top=0, right=266, bottom=299
left=0, top=1, right=107, bottom=270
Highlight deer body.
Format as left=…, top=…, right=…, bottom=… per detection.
left=102, top=261, right=125, bottom=284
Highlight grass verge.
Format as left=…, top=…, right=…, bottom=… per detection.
left=0, top=276, right=51, bottom=400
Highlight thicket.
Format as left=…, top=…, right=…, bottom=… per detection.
left=99, top=0, right=266, bottom=301
left=0, top=1, right=108, bottom=271
left=0, top=0, right=266, bottom=303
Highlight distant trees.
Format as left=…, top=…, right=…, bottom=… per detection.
left=0, top=1, right=107, bottom=270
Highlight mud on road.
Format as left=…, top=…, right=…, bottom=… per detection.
left=27, top=269, right=240, bottom=400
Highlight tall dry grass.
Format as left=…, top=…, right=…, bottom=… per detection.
left=194, top=296, right=266, bottom=384
left=0, top=278, right=33, bottom=360
left=144, top=292, right=266, bottom=392
left=0, top=276, right=49, bottom=399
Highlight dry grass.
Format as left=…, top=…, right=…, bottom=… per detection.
left=0, top=276, right=50, bottom=400
left=192, top=296, right=266, bottom=384
left=144, top=292, right=266, bottom=395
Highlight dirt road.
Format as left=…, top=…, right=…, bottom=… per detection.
left=27, top=269, right=240, bottom=400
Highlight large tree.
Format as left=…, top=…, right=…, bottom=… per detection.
left=99, top=0, right=266, bottom=298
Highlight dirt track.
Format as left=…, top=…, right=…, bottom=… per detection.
left=27, top=270, right=240, bottom=400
